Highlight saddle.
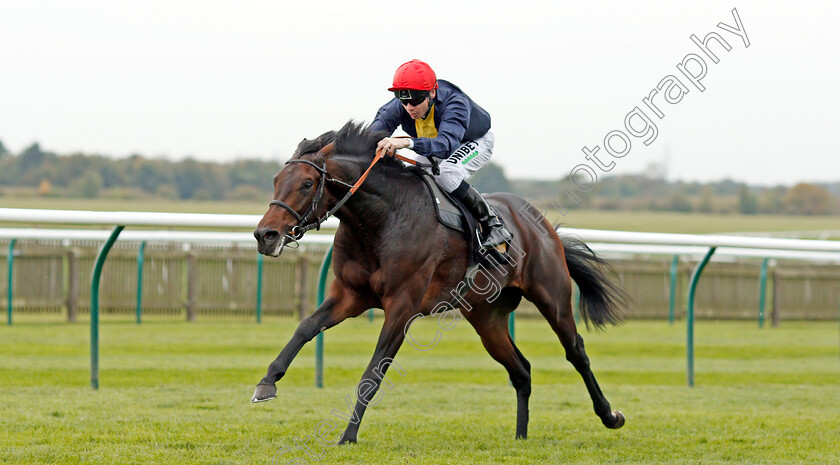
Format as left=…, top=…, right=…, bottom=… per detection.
left=415, top=170, right=484, bottom=267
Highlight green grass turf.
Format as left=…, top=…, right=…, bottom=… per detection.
left=1, top=316, right=838, bottom=464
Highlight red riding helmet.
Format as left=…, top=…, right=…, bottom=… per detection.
left=388, top=59, right=438, bottom=91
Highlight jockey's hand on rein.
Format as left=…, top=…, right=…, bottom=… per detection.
left=377, top=137, right=410, bottom=157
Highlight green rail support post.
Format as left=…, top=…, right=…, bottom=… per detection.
left=758, top=257, right=769, bottom=329
left=669, top=254, right=679, bottom=325
left=256, top=253, right=264, bottom=323
left=136, top=241, right=146, bottom=325
left=315, top=245, right=333, bottom=389
left=6, top=239, right=16, bottom=326
left=91, top=226, right=125, bottom=390
left=507, top=310, right=516, bottom=387
left=686, top=246, right=716, bottom=388
left=508, top=311, right=515, bottom=342
left=573, top=284, right=580, bottom=324
left=368, top=308, right=374, bottom=323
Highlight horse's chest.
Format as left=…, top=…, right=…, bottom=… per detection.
left=335, top=265, right=389, bottom=300
left=335, top=261, right=374, bottom=290
left=369, top=269, right=386, bottom=297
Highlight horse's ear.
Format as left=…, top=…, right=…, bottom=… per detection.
left=319, top=141, right=336, bottom=158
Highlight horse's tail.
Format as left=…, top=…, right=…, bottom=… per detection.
left=561, top=235, right=627, bottom=329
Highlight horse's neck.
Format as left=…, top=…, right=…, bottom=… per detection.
left=330, top=166, right=426, bottom=242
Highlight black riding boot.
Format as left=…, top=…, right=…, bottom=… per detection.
left=452, top=181, right=513, bottom=248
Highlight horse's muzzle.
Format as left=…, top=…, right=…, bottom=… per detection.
left=254, top=227, right=282, bottom=256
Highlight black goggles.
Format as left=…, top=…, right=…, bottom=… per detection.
left=394, top=90, right=430, bottom=106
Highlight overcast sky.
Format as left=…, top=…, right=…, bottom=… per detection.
left=1, top=1, right=838, bottom=186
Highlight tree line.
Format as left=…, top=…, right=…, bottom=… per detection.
left=507, top=174, right=840, bottom=216
left=0, top=141, right=281, bottom=201
left=1, top=140, right=837, bottom=215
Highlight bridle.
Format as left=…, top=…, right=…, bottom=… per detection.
left=269, top=158, right=353, bottom=243
left=268, top=142, right=437, bottom=249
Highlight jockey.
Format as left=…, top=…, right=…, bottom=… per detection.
left=369, top=59, right=513, bottom=249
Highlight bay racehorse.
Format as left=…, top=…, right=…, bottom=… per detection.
left=252, top=121, right=627, bottom=443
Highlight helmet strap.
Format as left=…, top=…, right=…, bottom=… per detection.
left=421, top=98, right=433, bottom=119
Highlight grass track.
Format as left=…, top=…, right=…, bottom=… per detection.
left=1, top=316, right=839, bottom=464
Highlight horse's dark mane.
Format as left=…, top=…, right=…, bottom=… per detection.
left=333, top=121, right=412, bottom=172
left=291, top=121, right=418, bottom=180
left=334, top=121, right=385, bottom=158
left=292, top=130, right=337, bottom=158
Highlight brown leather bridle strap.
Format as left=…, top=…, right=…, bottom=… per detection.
left=345, top=146, right=431, bottom=192
left=394, top=153, right=419, bottom=165
left=389, top=137, right=423, bottom=165
left=349, top=148, right=434, bottom=192
left=318, top=142, right=419, bottom=194
left=348, top=147, right=386, bottom=194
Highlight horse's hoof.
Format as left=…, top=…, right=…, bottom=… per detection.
left=338, top=434, right=357, bottom=445
left=607, top=410, right=625, bottom=429
left=251, top=384, right=277, bottom=403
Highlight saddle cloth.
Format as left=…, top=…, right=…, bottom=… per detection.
left=416, top=171, right=483, bottom=266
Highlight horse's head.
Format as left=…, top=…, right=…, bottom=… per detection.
left=255, top=122, right=396, bottom=256
left=254, top=142, right=336, bottom=256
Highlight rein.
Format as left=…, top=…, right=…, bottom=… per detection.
left=269, top=143, right=434, bottom=246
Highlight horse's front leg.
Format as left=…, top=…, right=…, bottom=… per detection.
left=252, top=282, right=371, bottom=402
left=337, top=297, right=416, bottom=444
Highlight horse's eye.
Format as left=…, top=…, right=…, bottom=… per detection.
left=303, top=181, right=314, bottom=190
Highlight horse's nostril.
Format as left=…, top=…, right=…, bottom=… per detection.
left=264, top=230, right=280, bottom=243
left=254, top=227, right=280, bottom=244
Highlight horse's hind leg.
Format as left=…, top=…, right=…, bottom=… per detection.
left=523, top=263, right=624, bottom=429
left=560, top=322, right=624, bottom=429
left=465, top=291, right=532, bottom=439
